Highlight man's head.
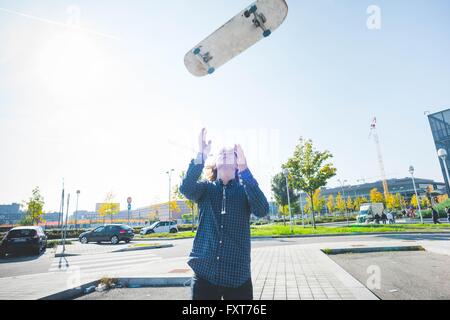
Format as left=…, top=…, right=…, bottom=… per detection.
left=216, top=147, right=238, bottom=184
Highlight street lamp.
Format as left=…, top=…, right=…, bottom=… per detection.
left=438, top=149, right=450, bottom=195
left=298, top=190, right=305, bottom=228
left=74, top=190, right=80, bottom=229
left=283, top=169, right=293, bottom=233
left=409, top=166, right=424, bottom=224
left=338, top=179, right=349, bottom=226
left=166, top=169, right=175, bottom=228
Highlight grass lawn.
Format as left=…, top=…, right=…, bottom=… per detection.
left=136, top=231, right=196, bottom=239
left=134, top=224, right=450, bottom=239
left=250, top=223, right=450, bottom=237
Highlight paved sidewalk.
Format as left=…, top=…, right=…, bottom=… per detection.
left=2, top=237, right=449, bottom=300
left=251, top=245, right=376, bottom=300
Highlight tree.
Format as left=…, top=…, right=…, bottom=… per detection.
left=346, top=197, right=354, bottom=213
left=397, top=194, right=407, bottom=210
left=410, top=194, right=419, bottom=209
left=326, top=195, right=335, bottom=215
left=336, top=193, right=346, bottom=213
left=284, top=138, right=337, bottom=228
left=98, top=192, right=120, bottom=224
left=22, top=187, right=45, bottom=226
left=421, top=196, right=431, bottom=209
left=385, top=193, right=397, bottom=211
left=175, top=171, right=197, bottom=232
left=271, top=172, right=299, bottom=225
left=305, top=189, right=325, bottom=216
left=370, top=188, right=384, bottom=204
left=353, top=197, right=365, bottom=212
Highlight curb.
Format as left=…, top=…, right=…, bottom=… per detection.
left=113, top=243, right=173, bottom=253
left=39, top=277, right=192, bottom=300
left=322, top=245, right=426, bottom=255
left=136, top=231, right=450, bottom=241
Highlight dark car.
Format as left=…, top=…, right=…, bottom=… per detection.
left=79, top=224, right=134, bottom=245
left=0, top=226, right=47, bottom=258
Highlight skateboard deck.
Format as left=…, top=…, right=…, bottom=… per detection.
left=184, top=0, right=288, bottom=77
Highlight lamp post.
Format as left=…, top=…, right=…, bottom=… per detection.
left=438, top=149, right=450, bottom=195
left=75, top=190, right=80, bottom=229
left=299, top=191, right=305, bottom=228
left=409, top=166, right=424, bottom=224
left=283, top=169, right=293, bottom=233
left=166, top=169, right=175, bottom=227
left=338, top=179, right=349, bottom=226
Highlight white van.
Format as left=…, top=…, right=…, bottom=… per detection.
left=357, top=203, right=384, bottom=224
left=140, top=221, right=178, bottom=235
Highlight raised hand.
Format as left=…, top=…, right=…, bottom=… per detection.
left=199, top=128, right=212, bottom=159
left=235, top=144, right=248, bottom=172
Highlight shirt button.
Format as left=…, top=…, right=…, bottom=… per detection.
left=220, top=241, right=223, bottom=244
left=221, top=225, right=224, bottom=229
left=217, top=256, right=220, bottom=260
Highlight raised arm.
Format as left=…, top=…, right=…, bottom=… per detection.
left=236, top=144, right=269, bottom=218
left=179, top=128, right=212, bottom=203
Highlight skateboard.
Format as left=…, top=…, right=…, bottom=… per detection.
left=184, top=0, right=288, bottom=77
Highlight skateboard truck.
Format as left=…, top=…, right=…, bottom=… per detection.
left=244, top=5, right=272, bottom=37
left=193, top=47, right=215, bottom=75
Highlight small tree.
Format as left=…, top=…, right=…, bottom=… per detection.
left=305, top=189, right=325, bottom=216
left=98, top=192, right=120, bottom=224
left=284, top=138, right=337, bottom=228
left=326, top=195, right=335, bottom=215
left=421, top=196, right=431, bottom=209
left=346, top=197, right=353, bottom=213
left=370, top=188, right=384, bottom=204
left=335, top=193, right=346, bottom=214
left=22, top=187, right=45, bottom=226
left=410, top=194, right=419, bottom=209
left=271, top=172, right=299, bottom=225
left=175, top=171, right=197, bottom=232
left=385, top=193, right=397, bottom=211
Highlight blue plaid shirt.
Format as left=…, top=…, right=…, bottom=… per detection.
left=180, top=153, right=269, bottom=288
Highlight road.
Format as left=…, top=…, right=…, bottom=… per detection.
left=330, top=251, right=450, bottom=300
left=2, top=233, right=450, bottom=279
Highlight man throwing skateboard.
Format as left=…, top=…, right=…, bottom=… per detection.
left=180, top=128, right=269, bottom=300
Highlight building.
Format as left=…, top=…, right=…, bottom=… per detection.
left=318, top=178, right=446, bottom=205
left=0, top=203, right=24, bottom=225
left=428, top=108, right=450, bottom=193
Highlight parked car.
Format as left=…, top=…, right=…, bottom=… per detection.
left=140, top=221, right=178, bottom=235
left=79, top=224, right=134, bottom=245
left=0, top=226, right=47, bottom=258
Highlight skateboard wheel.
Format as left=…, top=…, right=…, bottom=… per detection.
left=207, top=67, right=215, bottom=75
left=249, top=5, right=257, bottom=14
left=244, top=10, right=251, bottom=18
left=263, top=29, right=272, bottom=37
left=193, top=48, right=201, bottom=55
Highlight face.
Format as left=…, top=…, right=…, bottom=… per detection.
left=216, top=148, right=237, bottom=183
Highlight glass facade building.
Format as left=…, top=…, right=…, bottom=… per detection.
left=428, top=109, right=450, bottom=194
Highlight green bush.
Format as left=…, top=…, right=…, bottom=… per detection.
left=46, top=240, right=73, bottom=248
left=44, top=229, right=88, bottom=240
left=178, top=224, right=198, bottom=232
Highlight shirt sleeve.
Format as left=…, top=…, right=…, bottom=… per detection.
left=179, top=153, right=208, bottom=203
left=239, top=168, right=269, bottom=218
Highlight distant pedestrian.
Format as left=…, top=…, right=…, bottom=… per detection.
left=446, top=206, right=450, bottom=223
left=374, top=213, right=381, bottom=224
left=381, top=212, right=388, bottom=225
left=431, top=207, right=441, bottom=224
left=387, top=212, right=394, bottom=224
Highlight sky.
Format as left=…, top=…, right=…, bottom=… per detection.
left=1, top=0, right=450, bottom=213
